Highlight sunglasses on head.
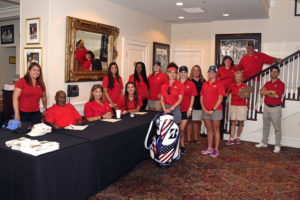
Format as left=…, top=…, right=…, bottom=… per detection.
left=167, top=86, right=171, bottom=95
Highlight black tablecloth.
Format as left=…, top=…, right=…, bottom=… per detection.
left=58, top=111, right=157, bottom=193
left=0, top=132, right=92, bottom=200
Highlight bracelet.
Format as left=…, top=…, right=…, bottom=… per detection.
left=188, top=108, right=192, bottom=111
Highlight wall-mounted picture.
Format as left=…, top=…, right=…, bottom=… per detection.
left=295, top=0, right=300, bottom=16
left=1, top=24, right=14, bottom=44
left=23, top=47, right=42, bottom=73
left=9, top=56, right=16, bottom=64
left=26, top=17, right=40, bottom=44
left=153, top=42, right=170, bottom=73
left=215, top=33, right=261, bottom=67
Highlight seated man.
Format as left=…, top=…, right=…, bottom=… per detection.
left=45, top=90, right=83, bottom=129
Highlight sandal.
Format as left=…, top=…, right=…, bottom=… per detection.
left=193, top=139, right=201, bottom=144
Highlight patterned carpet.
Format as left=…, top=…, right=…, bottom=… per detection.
left=90, top=137, right=300, bottom=200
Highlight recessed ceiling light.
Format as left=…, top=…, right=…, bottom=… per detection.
left=176, top=2, right=183, bottom=6
left=223, top=13, right=230, bottom=17
left=178, top=16, right=184, bottom=19
left=182, top=7, right=205, bottom=13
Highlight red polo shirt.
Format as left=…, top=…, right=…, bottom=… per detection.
left=75, top=47, right=87, bottom=66
left=217, top=66, right=236, bottom=91
left=227, top=83, right=248, bottom=106
left=128, top=74, right=148, bottom=100
left=148, top=72, right=169, bottom=101
left=102, top=75, right=123, bottom=104
left=45, top=104, right=82, bottom=128
left=117, top=95, right=142, bottom=111
left=237, top=51, right=273, bottom=80
left=161, top=80, right=184, bottom=106
left=181, top=80, right=197, bottom=112
left=84, top=100, right=112, bottom=118
left=82, top=59, right=92, bottom=71
left=200, top=80, right=225, bottom=111
left=15, top=78, right=45, bottom=112
left=262, top=79, right=285, bottom=105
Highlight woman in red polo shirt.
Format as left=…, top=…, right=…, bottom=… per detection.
left=13, top=62, right=47, bottom=124
left=160, top=63, right=184, bottom=124
left=102, top=62, right=123, bottom=109
left=217, top=56, right=236, bottom=91
left=147, top=61, right=168, bottom=111
left=117, top=82, right=142, bottom=114
left=128, top=62, right=149, bottom=110
left=226, top=71, right=249, bottom=145
left=84, top=84, right=113, bottom=121
left=178, top=66, right=197, bottom=154
left=200, top=66, right=225, bottom=158
left=82, top=51, right=94, bottom=71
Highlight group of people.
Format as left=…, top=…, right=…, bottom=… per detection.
left=12, top=40, right=285, bottom=159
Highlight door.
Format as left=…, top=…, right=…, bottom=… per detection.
left=171, top=48, right=204, bottom=73
left=122, top=38, right=149, bottom=84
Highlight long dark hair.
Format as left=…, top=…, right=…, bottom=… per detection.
left=89, top=84, right=105, bottom=102
left=86, top=50, right=95, bottom=59
left=134, top=62, right=149, bottom=88
left=124, top=82, right=138, bottom=110
left=24, top=62, right=45, bottom=90
left=152, top=61, right=161, bottom=75
left=108, top=62, right=120, bottom=89
left=221, top=55, right=234, bottom=66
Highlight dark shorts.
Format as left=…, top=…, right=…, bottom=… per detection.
left=20, top=111, right=42, bottom=124
left=181, top=111, right=192, bottom=120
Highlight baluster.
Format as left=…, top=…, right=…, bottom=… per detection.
left=286, top=61, right=290, bottom=99
left=258, top=74, right=263, bottom=112
left=296, top=53, right=300, bottom=99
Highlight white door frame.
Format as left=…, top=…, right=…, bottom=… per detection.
left=171, top=47, right=205, bottom=68
left=121, top=37, right=150, bottom=80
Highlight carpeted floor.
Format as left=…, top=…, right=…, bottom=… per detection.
left=90, top=137, right=300, bottom=200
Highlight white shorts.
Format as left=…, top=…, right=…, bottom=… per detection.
left=230, top=105, right=247, bottom=121
left=192, top=109, right=202, bottom=121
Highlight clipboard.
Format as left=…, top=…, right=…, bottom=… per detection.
left=238, top=86, right=253, bottom=98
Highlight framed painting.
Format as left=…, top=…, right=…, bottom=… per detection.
left=153, top=42, right=170, bottom=73
left=1, top=24, right=14, bottom=44
left=26, top=17, right=41, bottom=44
left=215, top=33, right=261, bottom=67
left=295, top=0, right=300, bottom=16
left=23, top=47, right=42, bottom=73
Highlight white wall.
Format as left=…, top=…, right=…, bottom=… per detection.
left=0, top=47, right=16, bottom=94
left=171, top=0, right=300, bottom=73
left=20, top=0, right=171, bottom=112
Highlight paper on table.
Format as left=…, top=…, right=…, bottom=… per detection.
left=133, top=112, right=147, bottom=115
left=64, top=125, right=88, bottom=130
left=101, top=118, right=121, bottom=122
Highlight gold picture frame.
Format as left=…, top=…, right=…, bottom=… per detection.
left=23, top=47, right=43, bottom=74
left=65, top=16, right=119, bottom=82
left=9, top=56, right=16, bottom=64
left=26, top=17, right=41, bottom=44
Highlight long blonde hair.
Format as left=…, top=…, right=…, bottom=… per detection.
left=189, top=65, right=205, bottom=82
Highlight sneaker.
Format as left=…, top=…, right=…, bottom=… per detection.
left=235, top=138, right=241, bottom=145
left=201, top=147, right=214, bottom=155
left=255, top=143, right=268, bottom=148
left=274, top=146, right=281, bottom=153
left=226, top=139, right=235, bottom=145
left=209, top=150, right=220, bottom=158
left=180, top=147, right=186, bottom=154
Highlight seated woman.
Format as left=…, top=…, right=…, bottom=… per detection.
left=117, top=82, right=142, bottom=114
left=45, top=91, right=83, bottom=129
left=84, top=84, right=113, bottom=121
left=82, top=51, right=95, bottom=71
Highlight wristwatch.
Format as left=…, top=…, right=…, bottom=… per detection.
left=189, top=108, right=192, bottom=111
left=212, top=108, right=215, bottom=112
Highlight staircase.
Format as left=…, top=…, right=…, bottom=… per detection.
left=223, top=50, right=300, bottom=148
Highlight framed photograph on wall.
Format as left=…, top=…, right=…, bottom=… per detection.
left=215, top=33, right=261, bottom=67
left=295, top=0, right=300, bottom=16
left=26, top=17, right=40, bottom=44
left=1, top=24, right=14, bottom=44
left=153, top=42, right=170, bottom=73
left=23, top=47, right=42, bottom=73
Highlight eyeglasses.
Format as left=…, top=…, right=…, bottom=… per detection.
left=167, top=86, right=171, bottom=95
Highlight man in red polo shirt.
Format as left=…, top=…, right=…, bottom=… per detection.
left=255, top=66, right=285, bottom=153
left=237, top=41, right=282, bottom=81
left=45, top=91, right=83, bottom=129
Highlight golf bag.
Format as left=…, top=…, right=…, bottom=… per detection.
left=144, top=112, right=180, bottom=167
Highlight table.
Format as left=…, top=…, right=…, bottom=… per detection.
left=0, top=132, right=92, bottom=200
left=59, top=111, right=157, bottom=193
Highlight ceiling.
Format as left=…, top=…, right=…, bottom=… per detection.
left=0, top=0, right=19, bottom=9
left=0, top=0, right=20, bottom=21
left=108, top=0, right=270, bottom=23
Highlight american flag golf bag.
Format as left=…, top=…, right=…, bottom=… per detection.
left=144, top=112, right=180, bottom=167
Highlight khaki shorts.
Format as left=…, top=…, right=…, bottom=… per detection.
left=147, top=100, right=161, bottom=109
left=230, top=105, right=247, bottom=121
left=192, top=109, right=202, bottom=121
left=202, top=110, right=222, bottom=120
